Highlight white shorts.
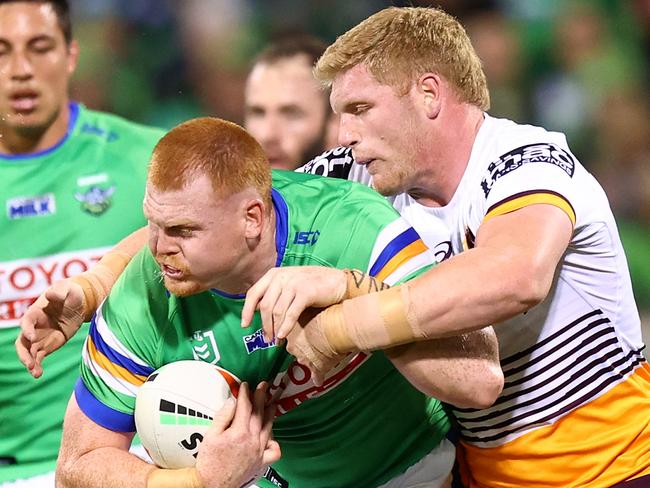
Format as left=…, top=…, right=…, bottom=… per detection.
left=377, top=438, right=455, bottom=488
left=0, top=444, right=153, bottom=488
left=0, top=471, right=55, bottom=488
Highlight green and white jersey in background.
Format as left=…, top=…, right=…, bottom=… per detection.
left=77, top=171, right=450, bottom=488
left=0, top=102, right=164, bottom=482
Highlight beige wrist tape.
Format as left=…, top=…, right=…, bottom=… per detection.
left=325, top=284, right=421, bottom=353
left=71, top=251, right=132, bottom=322
left=147, top=467, right=203, bottom=488
left=343, top=269, right=390, bottom=299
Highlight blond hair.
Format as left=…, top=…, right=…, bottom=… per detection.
left=148, top=117, right=272, bottom=208
left=315, top=6, right=489, bottom=110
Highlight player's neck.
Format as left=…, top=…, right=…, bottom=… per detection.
left=409, top=106, right=484, bottom=207
left=0, top=103, right=70, bottom=155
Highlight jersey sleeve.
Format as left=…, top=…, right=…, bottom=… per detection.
left=76, top=248, right=167, bottom=432
left=321, top=184, right=436, bottom=286
left=478, top=141, right=578, bottom=227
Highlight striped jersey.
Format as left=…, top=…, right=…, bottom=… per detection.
left=0, top=102, right=163, bottom=482
left=76, top=171, right=450, bottom=488
left=302, top=115, right=650, bottom=487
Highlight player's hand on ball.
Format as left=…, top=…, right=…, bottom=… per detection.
left=16, top=279, right=86, bottom=378
left=241, top=266, right=348, bottom=342
left=196, top=382, right=280, bottom=488
left=285, top=307, right=348, bottom=386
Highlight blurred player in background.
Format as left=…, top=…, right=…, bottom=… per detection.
left=0, top=1, right=164, bottom=486
left=244, top=33, right=338, bottom=170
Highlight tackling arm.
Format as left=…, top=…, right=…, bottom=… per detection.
left=385, top=327, right=503, bottom=409
left=16, top=227, right=147, bottom=377
left=324, top=204, right=573, bottom=352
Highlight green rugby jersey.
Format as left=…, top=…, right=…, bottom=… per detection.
left=77, top=171, right=450, bottom=488
left=0, top=102, right=164, bottom=482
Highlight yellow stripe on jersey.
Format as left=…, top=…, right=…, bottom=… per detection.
left=460, top=362, right=650, bottom=488
left=484, top=191, right=576, bottom=226
left=87, top=337, right=148, bottom=387
left=375, top=239, right=429, bottom=282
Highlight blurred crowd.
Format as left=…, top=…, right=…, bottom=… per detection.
left=67, top=0, right=650, bottom=309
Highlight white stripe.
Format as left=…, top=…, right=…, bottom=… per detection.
left=381, top=249, right=435, bottom=286
left=367, top=218, right=412, bottom=274
left=82, top=337, right=139, bottom=397
left=93, top=306, right=150, bottom=368
left=458, top=323, right=621, bottom=421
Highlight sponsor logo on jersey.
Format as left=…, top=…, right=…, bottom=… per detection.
left=481, top=142, right=576, bottom=197
left=6, top=193, right=56, bottom=220
left=433, top=240, right=453, bottom=262
left=270, top=352, right=370, bottom=415
left=191, top=330, right=220, bottom=364
left=293, top=230, right=320, bottom=245
left=81, top=122, right=119, bottom=142
left=0, top=247, right=110, bottom=327
left=243, top=329, right=276, bottom=354
left=298, top=146, right=354, bottom=178
left=75, top=185, right=115, bottom=216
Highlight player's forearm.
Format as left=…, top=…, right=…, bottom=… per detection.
left=56, top=446, right=155, bottom=488
left=72, top=226, right=147, bottom=321
left=323, top=245, right=550, bottom=353
left=386, top=327, right=503, bottom=409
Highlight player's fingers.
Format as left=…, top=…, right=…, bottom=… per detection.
left=241, top=274, right=270, bottom=328
left=30, top=349, right=46, bottom=379
left=209, top=397, right=236, bottom=434
left=262, top=439, right=282, bottom=465
left=231, top=382, right=253, bottom=429
left=19, top=295, right=49, bottom=341
left=15, top=333, right=35, bottom=369
left=249, top=382, right=268, bottom=433
left=276, top=297, right=308, bottom=340
left=271, top=290, right=296, bottom=340
left=44, top=283, right=69, bottom=303
left=32, top=330, right=65, bottom=357
left=258, top=285, right=283, bottom=343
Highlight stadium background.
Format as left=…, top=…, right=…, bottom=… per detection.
left=66, top=0, right=650, bottom=349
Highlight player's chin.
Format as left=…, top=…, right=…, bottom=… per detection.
left=163, top=277, right=205, bottom=297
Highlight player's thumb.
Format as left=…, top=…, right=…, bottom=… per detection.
left=209, top=397, right=236, bottom=433
left=262, top=439, right=282, bottom=465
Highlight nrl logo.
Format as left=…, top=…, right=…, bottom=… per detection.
left=75, top=185, right=115, bottom=216
left=191, top=330, right=220, bottom=364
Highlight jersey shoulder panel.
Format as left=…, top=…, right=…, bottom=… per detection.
left=274, top=173, right=435, bottom=285
left=78, top=247, right=168, bottom=431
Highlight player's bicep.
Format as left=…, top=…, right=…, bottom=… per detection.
left=60, top=392, right=134, bottom=464
left=476, top=204, right=573, bottom=296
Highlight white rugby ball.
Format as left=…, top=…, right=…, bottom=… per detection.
left=134, top=360, right=240, bottom=468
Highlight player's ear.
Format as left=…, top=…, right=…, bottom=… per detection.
left=418, top=73, right=442, bottom=119
left=67, top=40, right=80, bottom=76
left=243, top=198, right=265, bottom=240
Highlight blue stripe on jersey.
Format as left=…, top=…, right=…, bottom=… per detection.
left=0, top=102, right=80, bottom=160
left=272, top=188, right=288, bottom=267
left=89, top=316, right=155, bottom=378
left=74, top=378, right=135, bottom=432
left=369, top=227, right=420, bottom=277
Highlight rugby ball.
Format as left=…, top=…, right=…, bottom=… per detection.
left=134, top=360, right=240, bottom=468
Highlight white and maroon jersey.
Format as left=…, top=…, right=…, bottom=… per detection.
left=301, top=115, right=650, bottom=487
